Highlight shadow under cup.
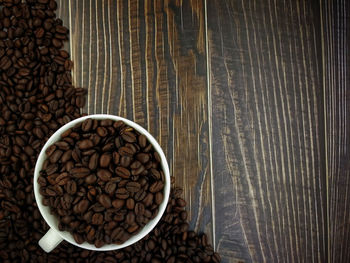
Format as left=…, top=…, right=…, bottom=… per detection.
left=33, top=114, right=171, bottom=252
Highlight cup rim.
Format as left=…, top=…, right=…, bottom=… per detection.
left=33, top=114, right=171, bottom=251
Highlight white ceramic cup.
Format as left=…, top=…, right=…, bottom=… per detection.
left=34, top=114, right=171, bottom=253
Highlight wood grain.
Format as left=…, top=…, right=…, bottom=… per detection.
left=207, top=0, right=326, bottom=262
left=322, top=0, right=350, bottom=262
left=60, top=0, right=214, bottom=243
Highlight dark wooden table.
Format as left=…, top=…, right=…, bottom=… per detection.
left=56, top=0, right=349, bottom=262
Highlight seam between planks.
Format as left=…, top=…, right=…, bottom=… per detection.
left=319, top=0, right=330, bottom=262
left=204, top=0, right=216, bottom=251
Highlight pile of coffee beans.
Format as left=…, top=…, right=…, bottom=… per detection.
left=38, top=118, right=166, bottom=247
left=0, top=0, right=221, bottom=262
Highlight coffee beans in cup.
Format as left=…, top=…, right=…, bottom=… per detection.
left=38, top=118, right=165, bottom=247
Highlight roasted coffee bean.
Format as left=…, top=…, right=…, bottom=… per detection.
left=75, top=199, right=89, bottom=214
left=77, top=139, right=94, bottom=150
left=118, top=146, right=134, bottom=157
left=176, top=198, right=186, bottom=207
left=127, top=224, right=139, bottom=234
left=112, top=199, right=125, bottom=209
left=91, top=213, right=103, bottom=225
left=115, top=188, right=129, bottom=199
left=70, top=167, right=90, bottom=178
left=49, top=149, right=63, bottom=163
left=66, top=180, right=77, bottom=195
left=125, top=211, right=135, bottom=225
left=136, top=153, right=150, bottom=164
left=111, top=227, right=124, bottom=240
left=149, top=181, right=164, bottom=193
left=73, top=233, right=84, bottom=244
left=155, top=192, right=163, bottom=205
left=143, top=193, right=154, bottom=207
left=126, top=198, right=135, bottom=210
left=88, top=152, right=99, bottom=170
left=135, top=202, right=145, bottom=216
left=96, top=126, right=108, bottom=137
left=97, top=169, right=112, bottom=181
left=131, top=165, right=145, bottom=176
left=99, top=153, right=111, bottom=167
left=126, top=182, right=141, bottom=193
left=137, top=134, right=146, bottom=148
left=120, top=155, right=132, bottom=167
left=115, top=166, right=131, bottom=178
left=105, top=181, right=116, bottom=195
left=45, top=144, right=56, bottom=156
left=81, top=118, right=93, bottom=132
left=98, top=194, right=112, bottom=208
left=134, top=189, right=147, bottom=202
left=121, top=131, right=136, bottom=143
left=85, top=174, right=97, bottom=184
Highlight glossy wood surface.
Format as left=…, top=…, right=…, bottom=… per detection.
left=56, top=0, right=349, bottom=262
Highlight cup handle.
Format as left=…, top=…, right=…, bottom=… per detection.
left=39, top=228, right=63, bottom=253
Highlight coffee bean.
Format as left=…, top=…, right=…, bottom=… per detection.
left=77, top=139, right=93, bottom=150
left=45, top=144, right=56, bottom=156
left=115, top=166, right=131, bottom=178
left=149, top=181, right=164, bottom=193
left=111, top=227, right=124, bottom=240
left=125, top=212, right=135, bottom=225
left=136, top=153, right=150, bottom=164
left=121, top=131, right=136, bottom=143
left=127, top=224, right=139, bottom=234
left=112, top=151, right=120, bottom=165
left=85, top=174, right=97, bottom=184
left=91, top=213, right=103, bottom=225
left=130, top=160, right=142, bottom=169
left=49, top=149, right=63, bottom=163
left=105, top=182, right=116, bottom=195
left=118, top=146, right=134, bottom=157
left=126, top=182, right=141, bottom=193
left=126, top=198, right=135, bottom=210
left=155, top=192, right=163, bottom=205
left=131, top=165, right=145, bottom=176
left=97, top=169, right=112, bottom=181
left=76, top=199, right=89, bottom=214
left=134, top=202, right=145, bottom=216
left=96, top=127, right=108, bottom=137
left=99, top=153, right=111, bottom=167
left=112, top=199, right=125, bottom=209
left=70, top=167, right=90, bottom=178
left=115, top=188, right=129, bottom=199
left=88, top=152, right=99, bottom=170
left=98, top=194, right=111, bottom=209
left=55, top=172, right=69, bottom=185
left=120, top=155, right=132, bottom=167
left=66, top=180, right=77, bottom=195
left=61, top=149, right=72, bottom=162
left=138, top=134, right=147, bottom=148
left=55, top=141, right=70, bottom=150
left=143, top=193, right=154, bottom=207
left=102, top=142, right=114, bottom=152
left=176, top=198, right=186, bottom=207
left=81, top=118, right=93, bottom=132
left=134, top=189, right=147, bottom=202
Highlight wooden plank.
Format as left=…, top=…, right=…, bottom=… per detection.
left=207, top=0, right=326, bottom=262
left=322, top=0, right=350, bottom=262
left=65, top=0, right=213, bottom=241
